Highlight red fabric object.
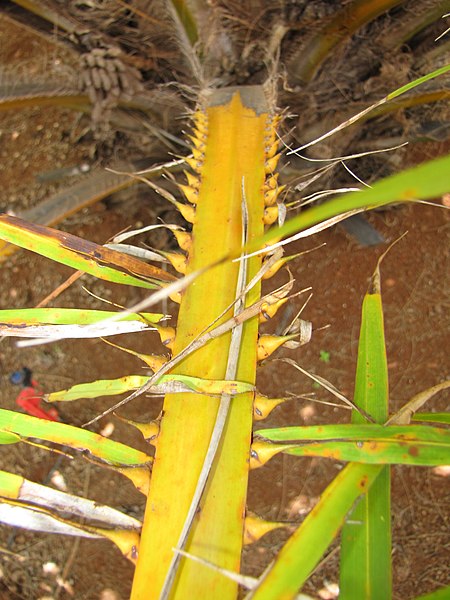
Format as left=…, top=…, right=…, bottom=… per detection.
left=15, top=382, right=59, bottom=421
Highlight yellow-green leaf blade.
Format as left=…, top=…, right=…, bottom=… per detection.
left=415, top=586, right=450, bottom=600
left=257, top=424, right=450, bottom=466
left=248, top=154, right=450, bottom=257
left=247, top=462, right=383, bottom=600
left=340, top=272, right=391, bottom=599
left=0, top=409, right=150, bottom=467
left=284, top=436, right=448, bottom=466
left=0, top=308, right=164, bottom=338
left=412, top=412, right=450, bottom=425
left=47, top=374, right=254, bottom=402
left=0, top=308, right=163, bottom=326
left=0, top=431, right=21, bottom=445
left=0, top=214, right=175, bottom=288
left=47, top=376, right=150, bottom=401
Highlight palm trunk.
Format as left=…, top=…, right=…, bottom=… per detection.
left=131, top=86, right=279, bottom=599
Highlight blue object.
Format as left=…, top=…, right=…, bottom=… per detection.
left=9, top=367, right=33, bottom=387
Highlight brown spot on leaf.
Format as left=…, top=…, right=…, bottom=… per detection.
left=359, top=475, right=369, bottom=490
left=402, top=188, right=418, bottom=200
